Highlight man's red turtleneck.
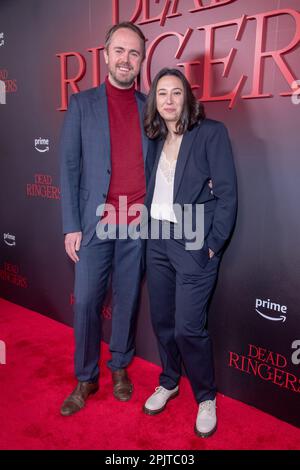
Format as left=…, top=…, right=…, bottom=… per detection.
left=104, top=76, right=146, bottom=224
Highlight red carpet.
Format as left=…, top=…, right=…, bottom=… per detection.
left=0, top=297, right=299, bottom=450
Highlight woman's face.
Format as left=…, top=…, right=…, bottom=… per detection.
left=156, top=75, right=184, bottom=125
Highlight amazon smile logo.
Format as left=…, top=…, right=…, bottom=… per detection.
left=3, top=233, right=16, bottom=247
left=35, top=137, right=49, bottom=153
left=255, top=298, right=287, bottom=323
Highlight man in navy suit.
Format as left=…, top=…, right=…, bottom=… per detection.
left=60, top=22, right=148, bottom=416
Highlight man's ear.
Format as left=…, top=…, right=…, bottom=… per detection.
left=104, top=48, right=109, bottom=65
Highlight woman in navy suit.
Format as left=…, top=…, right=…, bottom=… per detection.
left=142, top=68, right=237, bottom=437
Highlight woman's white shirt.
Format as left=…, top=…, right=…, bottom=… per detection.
left=150, top=150, right=178, bottom=223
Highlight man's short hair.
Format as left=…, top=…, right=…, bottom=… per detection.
left=105, top=22, right=146, bottom=60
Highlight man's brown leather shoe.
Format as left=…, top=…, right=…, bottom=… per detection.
left=112, top=369, right=133, bottom=401
left=60, top=381, right=99, bottom=416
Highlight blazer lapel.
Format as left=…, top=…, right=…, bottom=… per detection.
left=173, top=125, right=200, bottom=201
left=145, top=137, right=164, bottom=208
left=92, top=83, right=111, bottom=171
left=136, top=93, right=148, bottom=164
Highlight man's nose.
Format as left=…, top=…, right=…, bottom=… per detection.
left=121, top=51, right=130, bottom=63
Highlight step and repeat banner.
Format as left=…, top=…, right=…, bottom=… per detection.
left=0, top=0, right=299, bottom=427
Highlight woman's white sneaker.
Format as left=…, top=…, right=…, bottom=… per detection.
left=143, top=386, right=179, bottom=415
left=195, top=398, right=217, bottom=437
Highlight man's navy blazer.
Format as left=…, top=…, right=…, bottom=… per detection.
left=144, top=119, right=238, bottom=268
left=60, top=82, right=148, bottom=245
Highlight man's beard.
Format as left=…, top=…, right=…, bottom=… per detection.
left=109, top=65, right=136, bottom=88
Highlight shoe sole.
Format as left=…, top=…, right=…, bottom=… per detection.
left=194, top=424, right=217, bottom=438
left=113, top=388, right=133, bottom=402
left=143, top=390, right=179, bottom=415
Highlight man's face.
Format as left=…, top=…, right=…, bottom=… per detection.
left=104, top=28, right=144, bottom=89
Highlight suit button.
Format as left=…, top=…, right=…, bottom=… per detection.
left=103, top=193, right=107, bottom=198
left=107, top=169, right=111, bottom=174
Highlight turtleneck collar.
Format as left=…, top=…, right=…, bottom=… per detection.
left=105, top=76, right=136, bottom=99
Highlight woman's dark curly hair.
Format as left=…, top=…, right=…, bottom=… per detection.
left=144, top=68, right=205, bottom=139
